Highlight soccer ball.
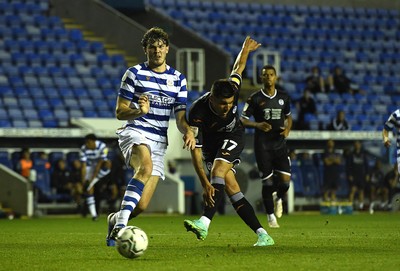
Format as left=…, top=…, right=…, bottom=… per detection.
left=116, top=226, right=148, bottom=259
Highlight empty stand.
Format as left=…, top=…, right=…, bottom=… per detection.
left=149, top=0, right=399, bottom=131
left=0, top=0, right=123, bottom=128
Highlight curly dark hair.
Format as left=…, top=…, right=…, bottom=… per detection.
left=141, top=27, right=169, bottom=48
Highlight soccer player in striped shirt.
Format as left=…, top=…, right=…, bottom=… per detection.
left=383, top=108, right=400, bottom=175
left=80, top=133, right=111, bottom=221
left=106, top=27, right=195, bottom=246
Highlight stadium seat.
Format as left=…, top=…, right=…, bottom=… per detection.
left=0, top=151, right=12, bottom=169
left=47, top=151, right=64, bottom=166
left=299, top=154, right=321, bottom=197
left=33, top=155, right=72, bottom=203
left=291, top=160, right=304, bottom=196
left=336, top=164, right=349, bottom=198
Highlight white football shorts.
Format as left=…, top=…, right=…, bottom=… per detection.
left=117, top=127, right=167, bottom=180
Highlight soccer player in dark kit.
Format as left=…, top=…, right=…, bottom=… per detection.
left=240, top=65, right=292, bottom=228
left=183, top=36, right=274, bottom=246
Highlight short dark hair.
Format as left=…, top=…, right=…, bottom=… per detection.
left=141, top=27, right=169, bottom=49
left=85, top=133, right=97, bottom=141
left=261, top=65, right=276, bottom=75
left=210, top=79, right=237, bottom=99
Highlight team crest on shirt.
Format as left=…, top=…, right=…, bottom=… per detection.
left=233, top=106, right=237, bottom=114
left=146, top=76, right=150, bottom=81
left=279, top=99, right=284, bottom=105
left=167, top=79, right=174, bottom=86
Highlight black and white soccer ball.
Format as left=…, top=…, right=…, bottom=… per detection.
left=116, top=226, right=148, bottom=259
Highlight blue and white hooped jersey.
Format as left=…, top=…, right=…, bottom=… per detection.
left=384, top=109, right=400, bottom=147
left=118, top=62, right=187, bottom=143
left=80, top=140, right=109, bottom=167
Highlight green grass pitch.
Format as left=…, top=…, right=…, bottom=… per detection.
left=0, top=213, right=399, bottom=271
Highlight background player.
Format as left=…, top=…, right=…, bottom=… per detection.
left=80, top=133, right=111, bottom=221
left=240, top=65, right=292, bottom=228
left=383, top=108, right=400, bottom=175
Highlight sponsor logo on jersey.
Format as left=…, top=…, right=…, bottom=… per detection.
left=279, top=99, right=284, bottom=105
left=147, top=91, right=174, bottom=105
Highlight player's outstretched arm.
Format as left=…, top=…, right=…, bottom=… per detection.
left=190, top=147, right=215, bottom=207
left=231, top=36, right=261, bottom=77
left=175, top=111, right=195, bottom=150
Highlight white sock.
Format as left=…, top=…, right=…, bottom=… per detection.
left=256, top=228, right=267, bottom=235
left=268, top=213, right=277, bottom=222
left=86, top=196, right=97, bottom=218
left=199, top=216, right=211, bottom=229
left=115, top=210, right=131, bottom=228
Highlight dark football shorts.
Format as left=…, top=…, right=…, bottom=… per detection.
left=255, top=145, right=291, bottom=179
left=202, top=129, right=244, bottom=173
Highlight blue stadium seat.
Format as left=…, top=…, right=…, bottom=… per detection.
left=83, top=110, right=98, bottom=118
left=63, top=98, right=80, bottom=110
left=0, top=151, right=12, bottom=169
left=69, top=109, right=83, bottom=118
left=12, top=120, right=28, bottom=128
left=0, top=108, right=8, bottom=120
left=34, top=99, right=50, bottom=110
left=19, top=97, right=35, bottom=108
left=291, top=161, right=304, bottom=196
left=22, top=109, right=39, bottom=120
left=28, top=120, right=43, bottom=128
left=58, top=88, right=75, bottom=98
left=38, top=109, right=55, bottom=121
left=336, top=164, right=349, bottom=198
left=0, top=120, right=12, bottom=127
left=53, top=109, right=69, bottom=122
left=33, top=155, right=71, bottom=203
left=8, top=109, right=25, bottom=120
left=300, top=155, right=320, bottom=197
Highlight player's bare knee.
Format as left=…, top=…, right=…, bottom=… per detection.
left=134, top=169, right=152, bottom=181
left=225, top=181, right=240, bottom=196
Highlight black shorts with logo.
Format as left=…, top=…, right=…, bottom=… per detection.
left=202, top=129, right=244, bottom=172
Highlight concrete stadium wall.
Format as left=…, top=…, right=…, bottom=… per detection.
left=0, top=165, right=33, bottom=217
